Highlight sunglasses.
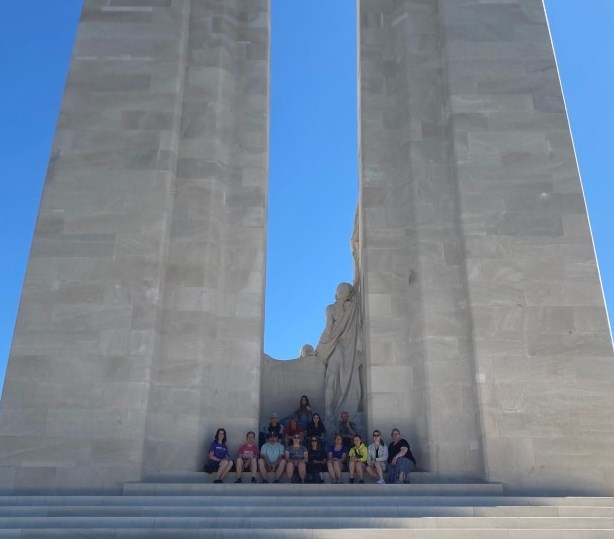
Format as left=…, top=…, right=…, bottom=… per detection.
left=310, top=439, right=318, bottom=442
left=373, top=433, right=380, bottom=437
left=293, top=435, right=301, bottom=439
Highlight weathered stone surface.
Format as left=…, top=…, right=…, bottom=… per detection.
left=0, top=0, right=269, bottom=492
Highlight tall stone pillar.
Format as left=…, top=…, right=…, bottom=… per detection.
left=0, top=0, right=269, bottom=493
left=359, top=0, right=614, bottom=493
left=359, top=0, right=484, bottom=478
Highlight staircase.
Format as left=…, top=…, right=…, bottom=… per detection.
left=1, top=473, right=614, bottom=537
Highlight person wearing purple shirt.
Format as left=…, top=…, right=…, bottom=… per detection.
left=205, top=427, right=233, bottom=483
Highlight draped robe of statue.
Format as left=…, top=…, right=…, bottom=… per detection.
left=317, top=212, right=364, bottom=432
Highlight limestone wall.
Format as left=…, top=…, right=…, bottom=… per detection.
left=358, top=0, right=614, bottom=493
left=440, top=0, right=614, bottom=493
left=358, top=0, right=484, bottom=479
left=0, top=0, right=269, bottom=492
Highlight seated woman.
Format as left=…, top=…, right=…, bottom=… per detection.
left=306, top=413, right=327, bottom=449
left=366, top=429, right=388, bottom=484
left=387, top=428, right=416, bottom=484
left=234, top=431, right=259, bottom=483
left=306, top=436, right=327, bottom=483
left=204, top=427, right=233, bottom=483
left=285, top=434, right=308, bottom=483
left=293, top=395, right=313, bottom=429
left=327, top=434, right=348, bottom=484
left=348, top=434, right=368, bottom=484
left=283, top=417, right=305, bottom=447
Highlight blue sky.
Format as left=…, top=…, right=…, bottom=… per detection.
left=0, top=1, right=612, bottom=383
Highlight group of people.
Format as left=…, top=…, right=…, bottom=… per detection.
left=204, top=396, right=416, bottom=485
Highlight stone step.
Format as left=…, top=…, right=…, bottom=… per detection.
left=141, top=471, right=445, bottom=484
left=3, top=495, right=614, bottom=507
left=122, top=482, right=505, bottom=496
left=1, top=529, right=614, bottom=539
left=1, top=504, right=614, bottom=518
left=2, top=515, right=614, bottom=530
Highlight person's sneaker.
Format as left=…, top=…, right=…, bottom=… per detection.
left=213, top=479, right=222, bottom=484
left=376, top=478, right=385, bottom=484
left=234, top=478, right=242, bottom=483
left=359, top=480, right=364, bottom=484
left=251, top=477, right=256, bottom=483
left=261, top=479, right=269, bottom=484
left=349, top=478, right=355, bottom=484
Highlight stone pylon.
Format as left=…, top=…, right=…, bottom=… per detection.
left=358, top=0, right=614, bottom=493
left=0, top=0, right=269, bottom=492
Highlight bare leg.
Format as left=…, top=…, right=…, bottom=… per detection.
left=286, top=462, right=295, bottom=481
left=257, top=459, right=268, bottom=480
left=249, top=458, right=257, bottom=480
left=333, top=461, right=342, bottom=482
left=217, top=460, right=233, bottom=481
left=297, top=462, right=306, bottom=482
left=327, top=461, right=335, bottom=482
left=235, top=457, right=244, bottom=480
left=356, top=462, right=364, bottom=481
left=349, top=459, right=356, bottom=479
left=275, top=459, right=286, bottom=481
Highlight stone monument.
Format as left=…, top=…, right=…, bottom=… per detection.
left=1, top=0, right=613, bottom=496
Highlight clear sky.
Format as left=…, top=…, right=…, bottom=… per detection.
left=0, top=1, right=612, bottom=385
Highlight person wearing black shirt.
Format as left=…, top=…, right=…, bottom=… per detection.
left=386, top=428, right=416, bottom=484
left=306, top=413, right=327, bottom=448
left=306, top=436, right=327, bottom=483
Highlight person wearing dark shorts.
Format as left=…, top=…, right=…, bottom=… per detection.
left=205, top=427, right=233, bottom=483
left=307, top=436, right=327, bottom=483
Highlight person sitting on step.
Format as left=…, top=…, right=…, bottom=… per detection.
left=283, top=416, right=305, bottom=447
left=306, top=412, right=327, bottom=450
left=327, top=434, right=348, bottom=484
left=387, top=428, right=416, bottom=484
left=205, top=427, right=233, bottom=484
left=348, top=434, right=368, bottom=484
left=266, top=413, right=283, bottom=439
left=337, top=411, right=358, bottom=449
left=366, top=429, right=388, bottom=484
left=234, top=431, right=259, bottom=484
left=257, top=432, right=286, bottom=483
left=307, top=436, right=327, bottom=483
left=285, top=434, right=308, bottom=483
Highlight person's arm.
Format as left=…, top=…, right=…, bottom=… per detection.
left=302, top=450, right=308, bottom=464
left=284, top=449, right=290, bottom=462
left=359, top=446, right=368, bottom=463
left=378, top=446, right=389, bottom=462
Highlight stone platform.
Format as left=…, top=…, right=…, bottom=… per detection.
left=1, top=475, right=614, bottom=537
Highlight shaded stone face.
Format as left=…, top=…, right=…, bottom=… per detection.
left=358, top=0, right=614, bottom=493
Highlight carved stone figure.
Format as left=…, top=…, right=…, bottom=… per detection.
left=316, top=282, right=363, bottom=432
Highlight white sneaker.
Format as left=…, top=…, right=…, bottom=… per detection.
left=376, top=478, right=385, bottom=484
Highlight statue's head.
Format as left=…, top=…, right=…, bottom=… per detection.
left=300, top=344, right=316, bottom=357
left=335, top=283, right=352, bottom=302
